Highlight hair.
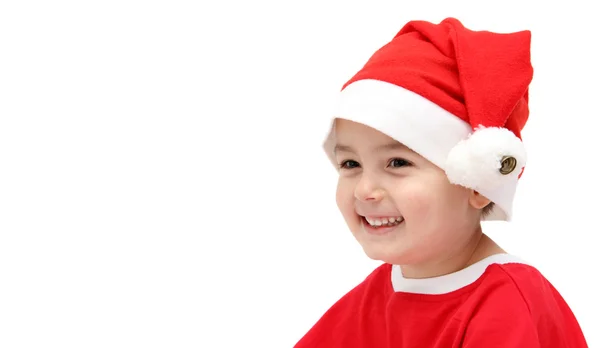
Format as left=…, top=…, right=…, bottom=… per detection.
left=481, top=202, right=495, bottom=218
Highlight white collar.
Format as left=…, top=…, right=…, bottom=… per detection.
left=391, top=253, right=527, bottom=294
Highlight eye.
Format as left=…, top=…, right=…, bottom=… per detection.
left=339, top=160, right=360, bottom=169
left=388, top=158, right=410, bottom=168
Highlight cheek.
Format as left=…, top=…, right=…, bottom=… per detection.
left=397, top=178, right=468, bottom=221
left=398, top=186, right=434, bottom=218
left=336, top=179, right=355, bottom=217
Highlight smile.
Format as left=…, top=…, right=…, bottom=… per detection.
left=363, top=216, right=404, bottom=227
left=360, top=216, right=404, bottom=236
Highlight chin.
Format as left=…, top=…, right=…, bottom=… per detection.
left=350, top=224, right=407, bottom=263
left=360, top=244, right=408, bottom=265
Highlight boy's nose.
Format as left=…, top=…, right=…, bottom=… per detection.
left=354, top=175, right=385, bottom=202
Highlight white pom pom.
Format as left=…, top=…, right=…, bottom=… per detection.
left=445, top=126, right=527, bottom=191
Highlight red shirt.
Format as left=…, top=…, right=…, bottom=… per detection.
left=295, top=254, right=588, bottom=347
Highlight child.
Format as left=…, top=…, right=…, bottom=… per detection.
left=294, top=17, right=588, bottom=347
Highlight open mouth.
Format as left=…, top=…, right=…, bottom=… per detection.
left=362, top=216, right=404, bottom=228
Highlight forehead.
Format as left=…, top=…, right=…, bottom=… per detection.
left=334, top=118, right=394, bottom=139
left=333, top=118, right=407, bottom=151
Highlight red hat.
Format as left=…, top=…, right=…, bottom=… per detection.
left=323, top=17, right=534, bottom=221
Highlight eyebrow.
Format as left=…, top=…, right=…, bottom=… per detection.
left=333, top=142, right=408, bottom=154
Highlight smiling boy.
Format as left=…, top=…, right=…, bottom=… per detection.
left=294, top=18, right=588, bottom=347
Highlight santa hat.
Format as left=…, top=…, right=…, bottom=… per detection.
left=323, top=17, right=534, bottom=221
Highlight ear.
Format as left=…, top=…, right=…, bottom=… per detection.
left=469, top=190, right=491, bottom=210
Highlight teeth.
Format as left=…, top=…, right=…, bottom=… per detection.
left=365, top=216, right=403, bottom=227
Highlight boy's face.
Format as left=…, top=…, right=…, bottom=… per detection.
left=333, top=119, right=486, bottom=268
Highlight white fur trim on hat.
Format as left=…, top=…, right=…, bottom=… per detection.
left=445, top=125, right=526, bottom=191
left=445, top=126, right=526, bottom=221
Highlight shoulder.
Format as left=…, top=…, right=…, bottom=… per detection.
left=463, top=262, right=587, bottom=347
left=478, top=261, right=550, bottom=299
left=325, top=262, right=393, bottom=310
left=479, top=262, right=570, bottom=313
left=294, top=263, right=392, bottom=347
left=459, top=262, right=550, bottom=323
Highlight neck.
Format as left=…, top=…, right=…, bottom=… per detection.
left=400, top=227, right=505, bottom=279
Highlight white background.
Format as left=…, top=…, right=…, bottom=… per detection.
left=1, top=1, right=598, bottom=347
